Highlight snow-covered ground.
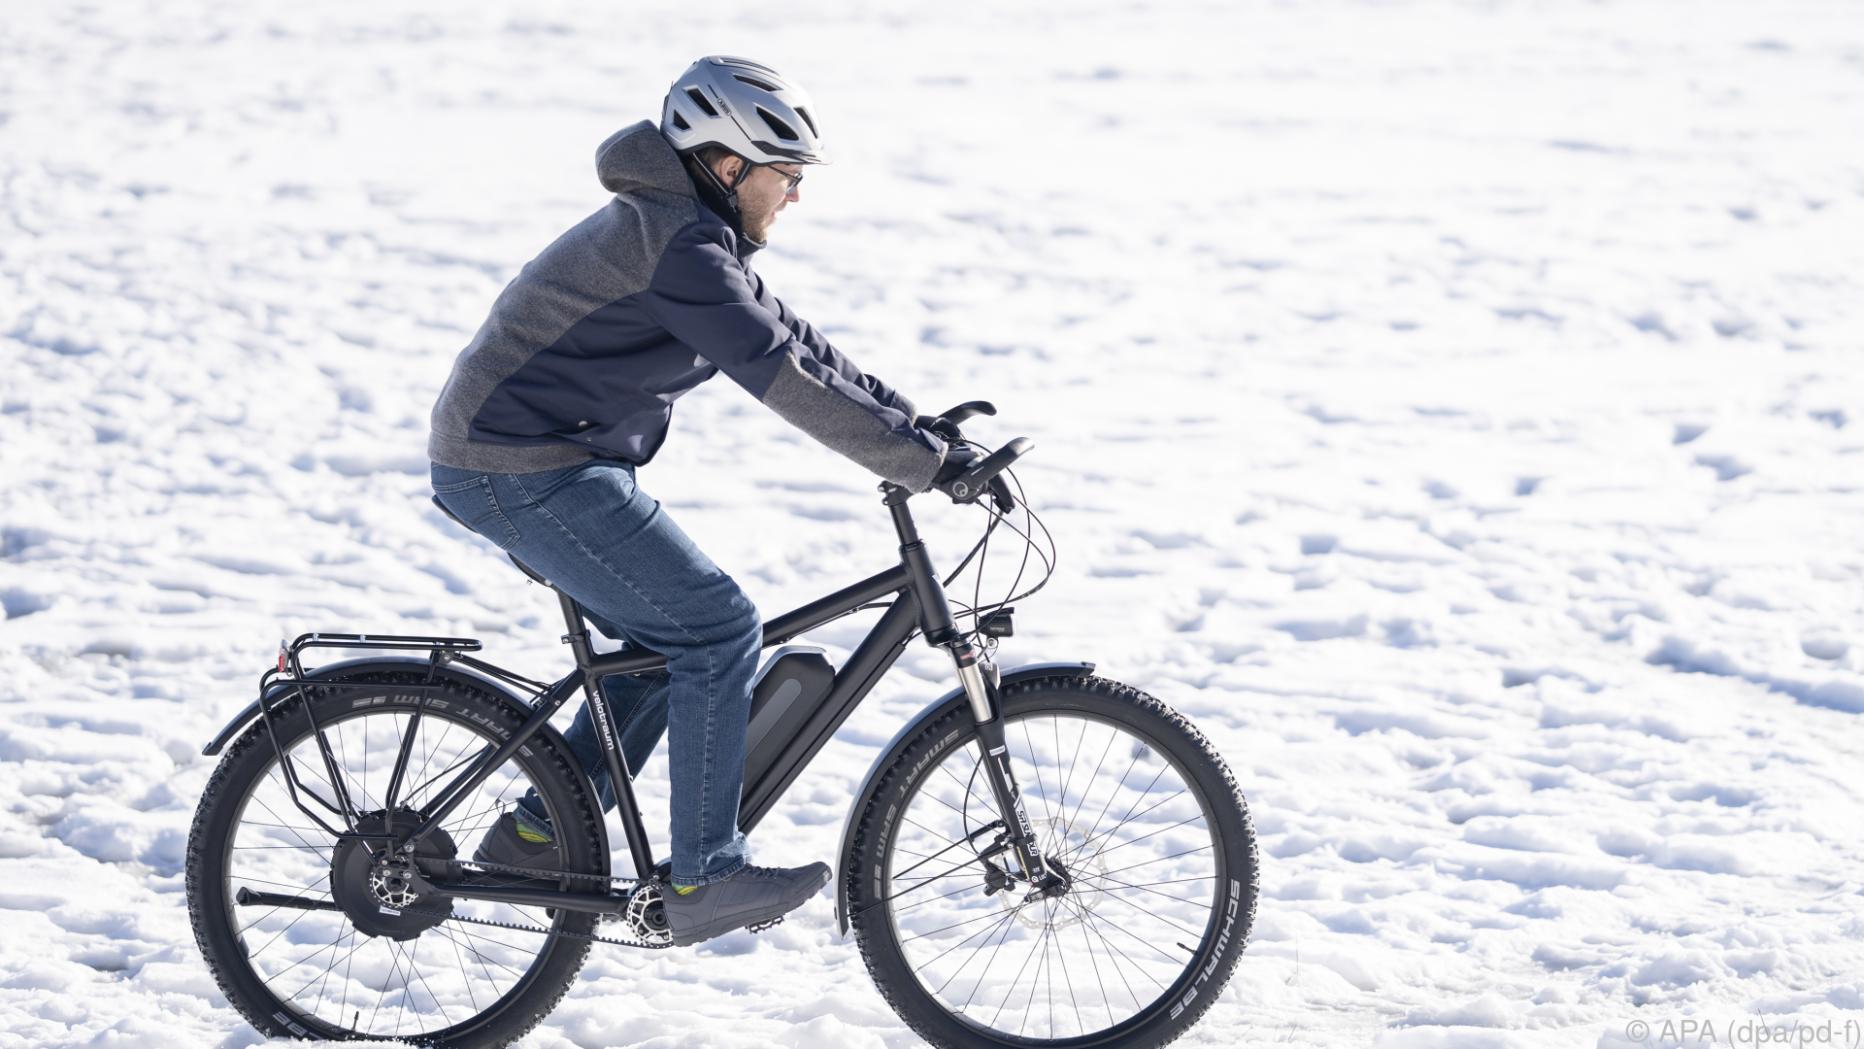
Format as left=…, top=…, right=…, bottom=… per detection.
left=3, top=0, right=1862, bottom=1046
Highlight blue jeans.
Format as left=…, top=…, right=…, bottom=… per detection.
left=430, top=458, right=759, bottom=886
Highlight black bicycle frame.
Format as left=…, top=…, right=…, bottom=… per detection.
left=359, top=481, right=1041, bottom=903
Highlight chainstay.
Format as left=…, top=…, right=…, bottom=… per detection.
left=403, top=856, right=674, bottom=949
left=440, top=855, right=634, bottom=885
left=406, top=901, right=674, bottom=950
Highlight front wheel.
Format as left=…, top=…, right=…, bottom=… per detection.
left=847, top=674, right=1258, bottom=1048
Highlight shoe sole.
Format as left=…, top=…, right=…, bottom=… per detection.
left=666, top=873, right=830, bottom=947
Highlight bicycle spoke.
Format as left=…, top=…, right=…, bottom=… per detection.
left=403, top=744, right=492, bottom=814
left=1074, top=761, right=1170, bottom=863
left=233, top=872, right=333, bottom=937
left=435, top=924, right=486, bottom=1013
left=1089, top=843, right=1215, bottom=883
left=936, top=759, right=998, bottom=821
left=955, top=903, right=1025, bottom=1009
left=407, top=936, right=454, bottom=1031
left=1073, top=896, right=1116, bottom=1031
left=901, top=902, right=1025, bottom=946
left=219, top=703, right=565, bottom=1042
left=1019, top=718, right=1056, bottom=833
left=283, top=925, right=369, bottom=1009
left=333, top=720, right=379, bottom=815
left=383, top=709, right=425, bottom=811
left=273, top=930, right=351, bottom=1002
left=1065, top=893, right=1148, bottom=1009
left=1073, top=878, right=1208, bottom=942
left=880, top=708, right=1230, bottom=1042
left=1074, top=905, right=1182, bottom=972
left=1068, top=868, right=1214, bottom=907
left=895, top=880, right=981, bottom=915
left=1062, top=724, right=1119, bottom=843
left=445, top=923, right=532, bottom=980
left=900, top=813, right=967, bottom=849
left=367, top=939, right=400, bottom=1034
left=252, top=787, right=335, bottom=858
left=1053, top=894, right=1084, bottom=1037
left=307, top=926, right=352, bottom=1017
left=923, top=903, right=1027, bottom=980
left=1017, top=900, right=1054, bottom=1035
left=245, top=897, right=322, bottom=961
left=1065, top=787, right=1189, bottom=864
left=987, top=903, right=1052, bottom=1027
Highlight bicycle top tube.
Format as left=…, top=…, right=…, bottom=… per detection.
left=573, top=562, right=914, bottom=678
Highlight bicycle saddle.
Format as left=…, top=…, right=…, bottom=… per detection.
left=430, top=494, right=553, bottom=589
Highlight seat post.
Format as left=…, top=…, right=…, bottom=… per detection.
left=557, top=592, right=595, bottom=669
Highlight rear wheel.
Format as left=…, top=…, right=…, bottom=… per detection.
left=848, top=674, right=1258, bottom=1048
left=185, top=669, right=605, bottom=1048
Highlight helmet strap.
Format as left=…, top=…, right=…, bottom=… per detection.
left=682, top=151, right=748, bottom=236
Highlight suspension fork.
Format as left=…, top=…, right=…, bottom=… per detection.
left=890, top=481, right=1054, bottom=885
left=948, top=640, right=1048, bottom=880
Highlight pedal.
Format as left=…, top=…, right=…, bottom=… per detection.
left=745, top=915, right=785, bottom=934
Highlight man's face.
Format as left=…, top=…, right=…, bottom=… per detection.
left=722, top=159, right=803, bottom=243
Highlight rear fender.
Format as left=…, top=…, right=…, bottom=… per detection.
left=200, top=655, right=563, bottom=757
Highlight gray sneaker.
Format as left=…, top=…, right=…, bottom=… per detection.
left=662, top=862, right=832, bottom=946
left=472, top=808, right=561, bottom=874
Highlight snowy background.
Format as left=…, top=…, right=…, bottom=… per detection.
left=3, top=0, right=1863, bottom=1046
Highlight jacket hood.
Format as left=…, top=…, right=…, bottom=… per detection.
left=596, top=120, right=697, bottom=196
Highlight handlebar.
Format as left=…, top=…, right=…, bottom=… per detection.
left=913, top=401, right=1030, bottom=511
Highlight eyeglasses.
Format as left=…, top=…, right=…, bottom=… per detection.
left=766, top=165, right=805, bottom=193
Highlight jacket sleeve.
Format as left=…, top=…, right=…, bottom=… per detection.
left=640, top=221, right=948, bottom=492
left=749, top=272, right=918, bottom=421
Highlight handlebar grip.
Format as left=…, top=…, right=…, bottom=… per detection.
left=947, top=437, right=1033, bottom=505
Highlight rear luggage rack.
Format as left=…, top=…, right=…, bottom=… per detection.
left=250, top=632, right=502, bottom=839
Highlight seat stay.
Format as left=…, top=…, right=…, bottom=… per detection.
left=404, top=668, right=585, bottom=844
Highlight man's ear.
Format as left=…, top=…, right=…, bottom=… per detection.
left=716, top=155, right=746, bottom=188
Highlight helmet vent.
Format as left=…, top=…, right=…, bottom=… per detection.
left=755, top=106, right=799, bottom=141
left=685, top=87, right=719, bottom=117
left=670, top=111, right=690, bottom=131
left=732, top=73, right=779, bottom=92
left=794, top=106, right=817, bottom=137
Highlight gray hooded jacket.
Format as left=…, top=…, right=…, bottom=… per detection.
left=426, top=120, right=948, bottom=491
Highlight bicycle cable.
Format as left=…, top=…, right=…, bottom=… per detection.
left=798, top=438, right=1058, bottom=651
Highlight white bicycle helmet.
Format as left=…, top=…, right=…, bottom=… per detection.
left=660, top=56, right=830, bottom=166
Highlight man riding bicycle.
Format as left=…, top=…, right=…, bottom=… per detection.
left=425, top=56, right=984, bottom=946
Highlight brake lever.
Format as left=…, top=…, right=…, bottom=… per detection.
left=937, top=400, right=997, bottom=427
left=987, top=474, right=1016, bottom=513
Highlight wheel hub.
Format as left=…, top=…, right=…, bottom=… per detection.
left=1002, top=817, right=1100, bottom=929
left=330, top=809, right=457, bottom=940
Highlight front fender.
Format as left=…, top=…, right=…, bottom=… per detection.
left=200, top=655, right=554, bottom=757
left=832, top=660, right=1095, bottom=937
